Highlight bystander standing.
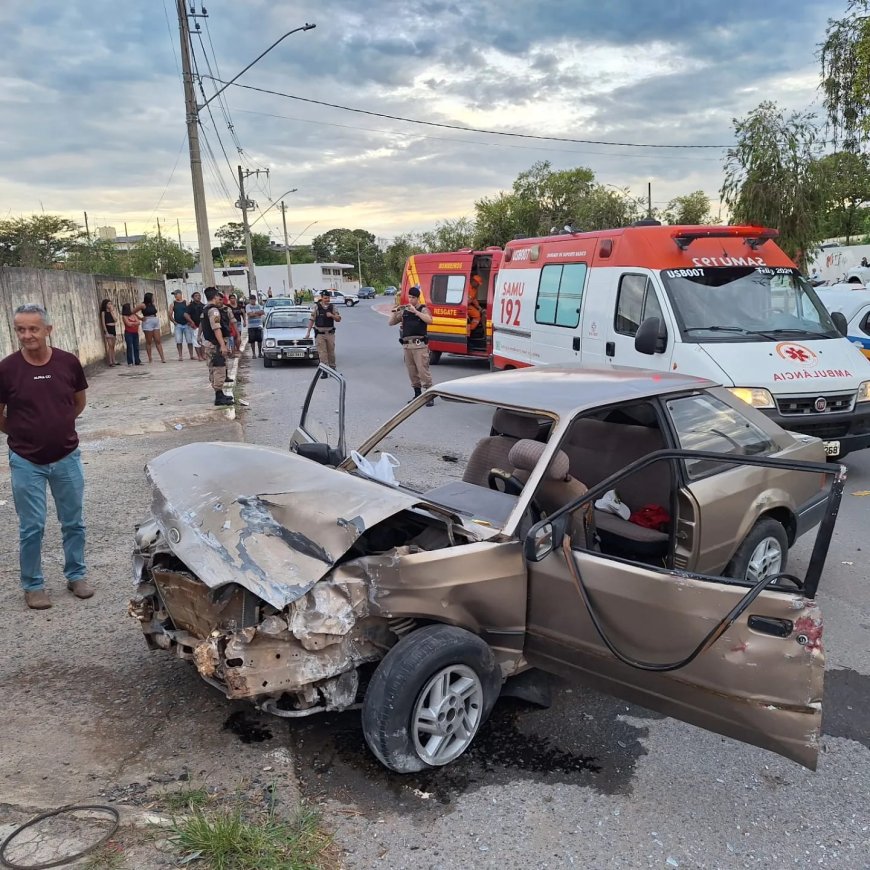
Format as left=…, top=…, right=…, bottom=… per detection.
left=99, top=299, right=118, bottom=367
left=121, top=303, right=142, bottom=366
left=246, top=294, right=265, bottom=358
left=187, top=291, right=206, bottom=361
left=171, top=290, right=197, bottom=361
left=0, top=303, right=92, bottom=609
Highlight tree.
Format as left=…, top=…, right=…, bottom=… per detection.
left=65, top=239, right=127, bottom=276
left=817, top=151, right=870, bottom=242
left=0, top=215, right=83, bottom=267
left=575, top=185, right=645, bottom=231
left=820, top=1, right=870, bottom=149
left=721, top=101, right=825, bottom=266
left=383, top=234, right=427, bottom=285
left=662, top=191, right=712, bottom=225
left=127, top=234, right=195, bottom=278
left=311, top=228, right=386, bottom=283
left=418, top=217, right=475, bottom=252
left=213, top=222, right=285, bottom=266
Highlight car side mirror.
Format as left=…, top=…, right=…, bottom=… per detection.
left=831, top=311, right=848, bottom=337
left=295, top=442, right=334, bottom=465
left=635, top=316, right=667, bottom=355
left=524, top=516, right=566, bottom=562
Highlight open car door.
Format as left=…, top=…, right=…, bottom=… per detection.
left=523, top=449, right=843, bottom=769
left=289, top=364, right=346, bottom=465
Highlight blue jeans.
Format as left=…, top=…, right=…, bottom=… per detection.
left=125, top=332, right=141, bottom=364
left=9, top=449, right=86, bottom=591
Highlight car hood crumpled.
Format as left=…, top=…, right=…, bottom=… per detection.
left=145, top=442, right=419, bottom=610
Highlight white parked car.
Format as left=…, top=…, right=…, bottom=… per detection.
left=328, top=290, right=358, bottom=307
left=261, top=307, right=317, bottom=368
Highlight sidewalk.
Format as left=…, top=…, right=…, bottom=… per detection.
left=77, top=335, right=245, bottom=440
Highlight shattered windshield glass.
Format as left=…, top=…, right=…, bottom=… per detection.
left=661, top=267, right=839, bottom=341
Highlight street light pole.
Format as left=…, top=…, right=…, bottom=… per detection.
left=175, top=8, right=314, bottom=291
left=280, top=201, right=294, bottom=299
left=176, top=0, right=214, bottom=287
left=356, top=240, right=363, bottom=287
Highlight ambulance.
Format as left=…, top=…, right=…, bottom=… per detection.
left=815, top=286, right=870, bottom=360
left=401, top=248, right=502, bottom=363
left=492, top=222, right=870, bottom=459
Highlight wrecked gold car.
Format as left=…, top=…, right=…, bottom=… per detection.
left=131, top=365, right=843, bottom=772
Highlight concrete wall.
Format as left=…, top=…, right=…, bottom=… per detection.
left=0, top=267, right=169, bottom=366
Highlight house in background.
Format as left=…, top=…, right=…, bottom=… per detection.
left=96, top=226, right=146, bottom=251
left=186, top=262, right=359, bottom=297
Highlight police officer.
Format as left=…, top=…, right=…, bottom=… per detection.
left=305, top=289, right=341, bottom=377
left=389, top=285, right=434, bottom=405
left=200, top=287, right=234, bottom=406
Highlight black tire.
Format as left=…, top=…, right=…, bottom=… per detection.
left=429, top=350, right=442, bottom=365
left=263, top=357, right=274, bottom=368
left=362, top=624, right=502, bottom=773
left=724, top=517, right=788, bottom=583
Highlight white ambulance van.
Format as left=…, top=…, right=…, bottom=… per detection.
left=492, top=222, right=870, bottom=459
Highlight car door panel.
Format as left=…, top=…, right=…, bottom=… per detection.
left=289, top=365, right=346, bottom=458
left=524, top=547, right=822, bottom=769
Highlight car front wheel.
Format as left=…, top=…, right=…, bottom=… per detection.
left=724, top=517, right=788, bottom=583
left=263, top=357, right=274, bottom=368
left=429, top=350, right=442, bottom=365
left=361, top=624, right=502, bottom=773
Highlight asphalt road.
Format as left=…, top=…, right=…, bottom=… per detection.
left=242, top=299, right=870, bottom=869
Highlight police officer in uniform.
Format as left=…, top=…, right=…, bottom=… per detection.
left=389, top=285, right=434, bottom=405
left=200, top=287, right=234, bottom=406
left=305, top=289, right=341, bottom=377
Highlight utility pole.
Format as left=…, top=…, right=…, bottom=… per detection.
left=176, top=218, right=182, bottom=247
left=280, top=201, right=293, bottom=299
left=83, top=211, right=90, bottom=241
left=236, top=164, right=268, bottom=297
left=356, top=240, right=363, bottom=287
left=648, top=181, right=653, bottom=220
left=157, top=217, right=162, bottom=241
left=176, top=0, right=215, bottom=287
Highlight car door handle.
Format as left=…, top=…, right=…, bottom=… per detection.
left=572, top=336, right=581, bottom=351
left=748, top=615, right=794, bottom=638
left=605, top=341, right=615, bottom=357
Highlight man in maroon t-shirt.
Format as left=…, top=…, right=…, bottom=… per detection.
left=0, top=304, right=92, bottom=609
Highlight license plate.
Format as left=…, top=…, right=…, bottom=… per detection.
left=824, top=440, right=841, bottom=457
left=283, top=349, right=305, bottom=358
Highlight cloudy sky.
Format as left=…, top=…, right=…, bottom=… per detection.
left=0, top=0, right=845, bottom=251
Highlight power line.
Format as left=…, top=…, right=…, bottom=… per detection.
left=146, top=135, right=187, bottom=226
left=161, top=0, right=181, bottom=78
left=207, top=77, right=732, bottom=150
left=231, top=106, right=725, bottom=163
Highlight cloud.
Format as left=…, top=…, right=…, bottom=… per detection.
left=0, top=0, right=845, bottom=246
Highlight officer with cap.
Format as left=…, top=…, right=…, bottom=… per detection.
left=305, top=289, right=341, bottom=377
left=389, top=285, right=434, bottom=404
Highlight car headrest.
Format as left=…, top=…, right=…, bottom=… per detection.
left=492, top=408, right=540, bottom=440
left=509, top=439, right=570, bottom=480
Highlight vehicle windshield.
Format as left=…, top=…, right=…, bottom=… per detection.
left=345, top=398, right=557, bottom=532
left=661, top=267, right=839, bottom=341
left=266, top=312, right=308, bottom=329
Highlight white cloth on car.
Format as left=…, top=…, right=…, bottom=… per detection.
left=594, top=489, right=630, bottom=521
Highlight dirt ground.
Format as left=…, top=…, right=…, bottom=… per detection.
left=0, top=346, right=307, bottom=867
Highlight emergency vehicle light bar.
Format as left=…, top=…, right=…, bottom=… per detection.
left=672, top=226, right=779, bottom=251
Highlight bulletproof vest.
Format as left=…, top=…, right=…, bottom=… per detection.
left=201, top=303, right=230, bottom=343
left=314, top=303, right=334, bottom=329
left=401, top=305, right=428, bottom=339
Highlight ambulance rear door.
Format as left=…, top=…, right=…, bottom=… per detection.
left=603, top=269, right=674, bottom=372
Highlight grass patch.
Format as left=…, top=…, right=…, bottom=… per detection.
left=81, top=841, right=125, bottom=870
left=171, top=804, right=334, bottom=870
left=161, top=785, right=213, bottom=813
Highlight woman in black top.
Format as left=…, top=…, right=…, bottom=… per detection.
left=134, top=292, right=166, bottom=363
left=99, top=298, right=118, bottom=367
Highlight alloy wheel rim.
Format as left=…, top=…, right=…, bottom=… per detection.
left=411, top=664, right=483, bottom=766
left=746, top=536, right=783, bottom=583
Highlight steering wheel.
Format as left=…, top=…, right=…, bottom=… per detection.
left=487, top=468, right=524, bottom=496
